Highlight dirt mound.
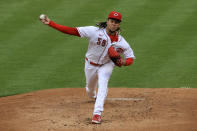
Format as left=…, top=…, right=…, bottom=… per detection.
left=0, top=88, right=196, bottom=131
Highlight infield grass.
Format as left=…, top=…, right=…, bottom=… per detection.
left=0, top=0, right=197, bottom=96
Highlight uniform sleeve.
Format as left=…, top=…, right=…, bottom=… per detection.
left=76, top=26, right=97, bottom=39
left=48, top=21, right=80, bottom=37
left=122, top=38, right=135, bottom=59
left=125, top=58, right=134, bottom=66
left=123, top=46, right=135, bottom=59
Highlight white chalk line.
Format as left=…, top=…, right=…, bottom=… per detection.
left=106, top=98, right=145, bottom=101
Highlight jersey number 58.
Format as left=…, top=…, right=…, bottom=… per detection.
left=97, top=37, right=107, bottom=47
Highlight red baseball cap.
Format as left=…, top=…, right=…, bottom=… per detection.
left=108, top=11, right=122, bottom=22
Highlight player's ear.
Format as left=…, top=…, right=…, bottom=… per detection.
left=106, top=19, right=110, bottom=25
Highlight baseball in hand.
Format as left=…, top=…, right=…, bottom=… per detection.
left=39, top=14, right=50, bottom=25
left=40, top=14, right=46, bottom=20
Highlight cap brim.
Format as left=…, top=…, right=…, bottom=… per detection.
left=108, top=18, right=121, bottom=22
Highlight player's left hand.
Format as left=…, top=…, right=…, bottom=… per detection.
left=108, top=46, right=124, bottom=67
left=115, top=57, right=124, bottom=67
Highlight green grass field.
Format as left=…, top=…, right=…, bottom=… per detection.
left=0, top=0, right=197, bottom=97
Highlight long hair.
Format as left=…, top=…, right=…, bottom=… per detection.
left=96, top=21, right=121, bottom=33
left=96, top=22, right=107, bottom=29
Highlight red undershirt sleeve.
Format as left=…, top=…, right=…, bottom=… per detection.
left=48, top=21, right=80, bottom=37
left=125, top=58, right=134, bottom=66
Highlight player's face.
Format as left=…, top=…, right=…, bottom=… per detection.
left=106, top=19, right=120, bottom=33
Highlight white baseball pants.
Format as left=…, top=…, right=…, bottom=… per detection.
left=84, top=60, right=114, bottom=115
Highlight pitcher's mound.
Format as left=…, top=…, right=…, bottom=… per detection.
left=0, top=88, right=196, bottom=131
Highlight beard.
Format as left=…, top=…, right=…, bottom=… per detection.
left=109, top=27, right=120, bottom=34
left=109, top=29, right=116, bottom=33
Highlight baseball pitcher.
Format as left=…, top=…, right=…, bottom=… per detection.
left=39, top=11, right=135, bottom=124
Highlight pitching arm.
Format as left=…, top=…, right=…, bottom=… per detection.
left=39, top=14, right=80, bottom=37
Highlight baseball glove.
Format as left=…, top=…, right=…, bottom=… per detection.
left=108, top=46, right=123, bottom=67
